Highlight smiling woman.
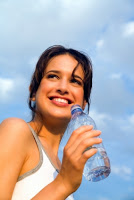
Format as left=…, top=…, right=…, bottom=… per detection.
left=0, top=45, right=102, bottom=200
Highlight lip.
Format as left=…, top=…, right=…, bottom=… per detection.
left=48, top=95, right=73, bottom=105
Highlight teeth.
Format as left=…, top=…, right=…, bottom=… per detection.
left=53, top=98, right=68, bottom=104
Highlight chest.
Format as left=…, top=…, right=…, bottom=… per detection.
left=19, top=135, right=61, bottom=177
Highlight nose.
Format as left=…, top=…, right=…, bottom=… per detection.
left=56, top=79, right=69, bottom=95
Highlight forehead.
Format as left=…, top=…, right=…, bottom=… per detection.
left=45, top=54, right=84, bottom=77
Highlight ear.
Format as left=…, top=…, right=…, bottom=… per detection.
left=82, top=100, right=87, bottom=110
left=29, top=85, right=36, bottom=101
left=30, top=96, right=36, bottom=101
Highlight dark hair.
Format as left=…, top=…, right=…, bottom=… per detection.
left=29, top=45, right=93, bottom=120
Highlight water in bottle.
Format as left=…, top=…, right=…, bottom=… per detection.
left=61, top=104, right=111, bottom=182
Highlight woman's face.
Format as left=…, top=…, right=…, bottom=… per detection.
left=34, top=54, right=86, bottom=123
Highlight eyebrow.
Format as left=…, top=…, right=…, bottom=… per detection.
left=72, top=75, right=83, bottom=82
left=45, top=70, right=60, bottom=75
left=45, top=70, right=83, bottom=82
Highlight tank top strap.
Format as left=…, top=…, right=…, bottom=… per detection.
left=17, top=124, right=43, bottom=182
left=27, top=124, right=44, bottom=154
left=27, top=123, right=42, bottom=149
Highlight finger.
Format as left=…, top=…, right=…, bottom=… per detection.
left=65, top=129, right=101, bottom=152
left=73, top=137, right=102, bottom=160
left=79, top=147, right=98, bottom=165
left=66, top=125, right=97, bottom=148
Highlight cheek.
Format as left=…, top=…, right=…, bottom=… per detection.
left=74, top=88, right=84, bottom=102
left=37, top=81, right=53, bottom=94
left=35, top=81, right=56, bottom=104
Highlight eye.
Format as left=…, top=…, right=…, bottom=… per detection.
left=71, top=78, right=83, bottom=86
left=47, top=74, right=59, bottom=79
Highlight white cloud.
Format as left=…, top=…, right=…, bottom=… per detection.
left=89, top=109, right=112, bottom=130
left=0, top=78, right=14, bottom=101
left=128, top=114, right=134, bottom=125
left=91, top=61, right=134, bottom=117
left=123, top=21, right=134, bottom=37
left=119, top=113, right=134, bottom=132
left=1, top=0, right=133, bottom=56
left=110, top=73, right=122, bottom=80
left=95, top=22, right=134, bottom=76
left=96, top=39, right=104, bottom=49
left=113, top=165, right=132, bottom=175
left=112, top=165, right=132, bottom=181
left=98, top=197, right=110, bottom=200
left=31, top=0, right=51, bottom=12
left=0, top=76, right=29, bottom=104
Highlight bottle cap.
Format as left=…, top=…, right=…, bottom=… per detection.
left=71, top=104, right=82, bottom=115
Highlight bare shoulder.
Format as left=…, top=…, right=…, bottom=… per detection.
left=0, top=117, right=29, bottom=130
left=0, top=117, right=30, bottom=138
left=0, top=117, right=32, bottom=156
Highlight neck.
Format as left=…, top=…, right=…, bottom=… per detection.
left=29, top=116, right=69, bottom=155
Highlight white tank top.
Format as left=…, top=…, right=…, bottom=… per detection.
left=11, top=124, right=74, bottom=200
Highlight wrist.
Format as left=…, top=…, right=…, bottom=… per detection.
left=32, top=176, right=71, bottom=200
left=54, top=174, right=72, bottom=199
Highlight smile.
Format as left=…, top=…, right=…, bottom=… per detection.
left=53, top=98, right=68, bottom=104
left=49, top=96, right=72, bottom=105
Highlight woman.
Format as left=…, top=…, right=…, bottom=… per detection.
left=0, top=45, right=102, bottom=200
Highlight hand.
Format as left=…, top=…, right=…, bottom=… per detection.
left=56, top=125, right=102, bottom=196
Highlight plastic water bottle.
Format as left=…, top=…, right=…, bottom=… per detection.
left=61, top=104, right=111, bottom=182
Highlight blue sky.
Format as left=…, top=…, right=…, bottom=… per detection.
left=0, top=0, right=134, bottom=199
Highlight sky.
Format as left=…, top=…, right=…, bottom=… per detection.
left=0, top=0, right=134, bottom=199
